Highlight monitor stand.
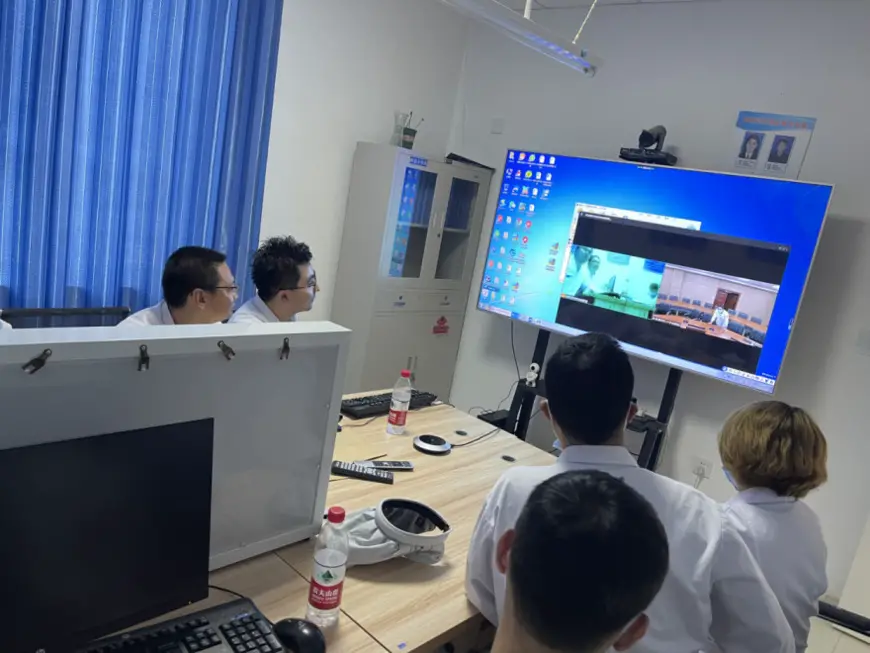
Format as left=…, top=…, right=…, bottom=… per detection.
left=505, top=329, right=682, bottom=471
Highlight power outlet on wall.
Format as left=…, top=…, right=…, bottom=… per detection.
left=691, top=456, right=713, bottom=482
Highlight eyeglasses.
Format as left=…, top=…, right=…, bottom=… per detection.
left=289, top=277, right=318, bottom=291
left=214, top=285, right=239, bottom=294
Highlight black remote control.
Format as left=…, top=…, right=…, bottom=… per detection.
left=331, top=460, right=394, bottom=484
left=353, top=460, right=415, bottom=472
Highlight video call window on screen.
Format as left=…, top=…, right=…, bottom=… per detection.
left=477, top=152, right=832, bottom=394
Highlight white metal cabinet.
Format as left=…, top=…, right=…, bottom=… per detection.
left=332, top=143, right=492, bottom=398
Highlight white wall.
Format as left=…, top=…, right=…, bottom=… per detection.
left=447, top=0, right=870, bottom=597
left=259, top=0, right=469, bottom=319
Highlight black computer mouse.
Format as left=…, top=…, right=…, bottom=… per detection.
left=272, top=618, right=326, bottom=653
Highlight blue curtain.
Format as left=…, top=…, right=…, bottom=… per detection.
left=0, top=0, right=283, bottom=311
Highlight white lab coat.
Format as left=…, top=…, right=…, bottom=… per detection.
left=711, top=308, right=729, bottom=329
left=724, top=489, right=827, bottom=653
left=229, top=295, right=291, bottom=324
left=117, top=302, right=176, bottom=326
left=465, top=445, right=795, bottom=653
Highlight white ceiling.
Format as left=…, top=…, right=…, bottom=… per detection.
left=501, top=0, right=707, bottom=9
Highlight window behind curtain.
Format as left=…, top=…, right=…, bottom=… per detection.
left=0, top=0, right=284, bottom=311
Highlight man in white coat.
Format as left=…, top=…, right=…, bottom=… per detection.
left=491, top=470, right=669, bottom=653
left=230, top=236, right=318, bottom=324
left=466, top=332, right=796, bottom=653
left=119, top=246, right=237, bottom=326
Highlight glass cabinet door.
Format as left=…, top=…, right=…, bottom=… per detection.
left=433, top=177, right=481, bottom=281
left=388, top=167, right=438, bottom=278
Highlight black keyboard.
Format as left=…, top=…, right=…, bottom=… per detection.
left=341, top=389, right=438, bottom=419
left=79, top=598, right=282, bottom=653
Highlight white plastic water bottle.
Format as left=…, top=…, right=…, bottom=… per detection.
left=306, top=506, right=349, bottom=628
left=386, top=369, right=413, bottom=435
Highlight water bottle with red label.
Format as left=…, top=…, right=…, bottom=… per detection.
left=306, top=506, right=348, bottom=628
left=386, top=369, right=413, bottom=435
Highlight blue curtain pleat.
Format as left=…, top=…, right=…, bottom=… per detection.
left=0, top=0, right=282, bottom=311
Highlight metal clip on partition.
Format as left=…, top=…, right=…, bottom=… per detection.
left=279, top=337, right=290, bottom=360
left=217, top=340, right=235, bottom=361
left=22, top=349, right=52, bottom=375
left=138, top=344, right=150, bottom=372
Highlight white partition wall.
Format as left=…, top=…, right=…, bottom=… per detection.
left=0, top=322, right=350, bottom=570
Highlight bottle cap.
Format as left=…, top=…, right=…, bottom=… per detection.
left=327, top=506, right=346, bottom=524
left=401, top=370, right=411, bottom=378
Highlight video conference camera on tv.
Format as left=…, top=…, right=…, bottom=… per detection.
left=620, top=125, right=678, bottom=166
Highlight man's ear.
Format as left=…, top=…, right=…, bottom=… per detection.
left=495, top=529, right=516, bottom=575
left=626, top=401, right=639, bottom=425
left=613, top=614, right=649, bottom=651
left=190, top=289, right=207, bottom=308
left=540, top=399, right=551, bottom=422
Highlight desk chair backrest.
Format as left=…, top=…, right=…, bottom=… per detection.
left=0, top=307, right=131, bottom=329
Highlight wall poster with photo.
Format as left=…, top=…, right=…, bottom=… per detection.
left=730, top=111, right=816, bottom=179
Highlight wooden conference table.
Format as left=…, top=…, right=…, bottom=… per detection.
left=157, top=400, right=555, bottom=653
left=652, top=313, right=759, bottom=346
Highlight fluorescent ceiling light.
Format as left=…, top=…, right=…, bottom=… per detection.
left=437, top=0, right=598, bottom=76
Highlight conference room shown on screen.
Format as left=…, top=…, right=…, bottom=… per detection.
left=479, top=152, right=832, bottom=393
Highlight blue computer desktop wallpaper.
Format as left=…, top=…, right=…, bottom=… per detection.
left=478, top=152, right=833, bottom=384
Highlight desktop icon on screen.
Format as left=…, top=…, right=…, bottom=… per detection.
left=549, top=156, right=556, bottom=165
left=515, top=170, right=521, bottom=179
left=542, top=189, right=550, bottom=199
left=529, top=154, right=536, bottom=163
left=494, top=276, right=500, bottom=284
left=506, top=216, right=512, bottom=224
left=545, top=173, right=552, bottom=181
left=509, top=201, right=517, bottom=210
left=497, top=262, right=503, bottom=270
left=518, top=153, right=526, bottom=161
left=487, top=260, right=494, bottom=268
left=522, top=236, right=529, bottom=245
left=529, top=204, right=536, bottom=213
left=532, top=188, right=539, bottom=197
left=535, top=172, right=542, bottom=180
left=482, top=289, right=490, bottom=298
left=508, top=152, right=515, bottom=160
left=525, top=171, right=533, bottom=179
left=518, top=203, right=526, bottom=211
left=496, top=214, right=504, bottom=223
left=500, top=246, right=506, bottom=254
left=516, top=267, right=522, bottom=276
left=484, top=275, right=492, bottom=283
left=526, top=220, right=532, bottom=229
left=507, top=265, right=513, bottom=273
left=506, top=168, right=513, bottom=176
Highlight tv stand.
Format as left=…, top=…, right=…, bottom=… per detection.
left=505, top=330, right=682, bottom=471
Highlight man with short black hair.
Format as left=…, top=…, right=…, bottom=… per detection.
left=230, top=236, right=318, bottom=324
left=493, top=470, right=669, bottom=653
left=467, top=332, right=796, bottom=653
left=119, top=246, right=237, bottom=326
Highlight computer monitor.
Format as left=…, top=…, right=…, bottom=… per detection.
left=0, top=419, right=214, bottom=653
left=479, top=151, right=833, bottom=393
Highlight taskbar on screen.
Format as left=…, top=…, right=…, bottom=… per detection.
left=477, top=303, right=777, bottom=394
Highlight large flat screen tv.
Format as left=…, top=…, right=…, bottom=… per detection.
left=477, top=151, right=833, bottom=393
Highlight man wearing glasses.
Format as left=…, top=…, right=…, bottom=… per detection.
left=230, top=236, right=318, bottom=324
left=119, top=246, right=238, bottom=326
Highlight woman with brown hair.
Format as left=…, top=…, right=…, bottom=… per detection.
left=719, top=401, right=828, bottom=653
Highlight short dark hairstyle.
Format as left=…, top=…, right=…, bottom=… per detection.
left=161, top=246, right=227, bottom=309
left=510, top=470, right=669, bottom=652
left=251, top=236, right=313, bottom=301
left=545, top=333, right=634, bottom=444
